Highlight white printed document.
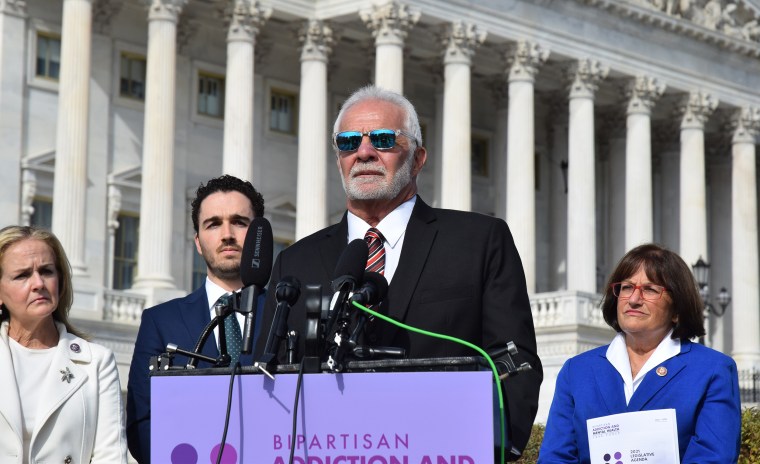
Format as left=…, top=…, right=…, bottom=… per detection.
left=587, top=409, right=679, bottom=464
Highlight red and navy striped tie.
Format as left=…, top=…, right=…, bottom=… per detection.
left=364, top=228, right=386, bottom=275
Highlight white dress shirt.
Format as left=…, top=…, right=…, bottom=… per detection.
left=204, top=277, right=244, bottom=350
left=347, top=196, right=416, bottom=283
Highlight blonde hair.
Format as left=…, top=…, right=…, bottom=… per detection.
left=0, top=225, right=86, bottom=339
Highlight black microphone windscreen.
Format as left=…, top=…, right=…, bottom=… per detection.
left=275, top=276, right=301, bottom=305
left=240, top=217, right=274, bottom=288
left=331, top=239, right=369, bottom=292
left=362, top=271, right=389, bottom=303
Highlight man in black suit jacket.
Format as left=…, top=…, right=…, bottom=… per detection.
left=126, top=175, right=266, bottom=463
left=254, top=86, right=542, bottom=459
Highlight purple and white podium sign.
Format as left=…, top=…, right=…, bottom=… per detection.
left=151, top=370, right=494, bottom=463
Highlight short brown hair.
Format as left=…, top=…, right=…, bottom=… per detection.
left=191, top=175, right=264, bottom=233
left=601, top=243, right=705, bottom=340
left=0, top=225, right=86, bottom=338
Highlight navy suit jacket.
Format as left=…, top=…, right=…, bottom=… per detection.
left=254, top=196, right=543, bottom=454
left=126, top=286, right=266, bottom=464
left=539, top=339, right=741, bottom=464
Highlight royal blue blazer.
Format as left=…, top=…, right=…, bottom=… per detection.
left=539, top=339, right=741, bottom=464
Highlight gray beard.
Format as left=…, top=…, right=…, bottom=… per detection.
left=342, top=152, right=415, bottom=201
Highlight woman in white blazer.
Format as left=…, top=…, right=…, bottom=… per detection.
left=0, top=226, right=128, bottom=463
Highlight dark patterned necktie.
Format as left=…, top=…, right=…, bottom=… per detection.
left=364, top=228, right=386, bottom=275
left=219, top=294, right=242, bottom=366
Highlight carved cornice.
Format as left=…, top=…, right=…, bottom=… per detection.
left=93, top=0, right=123, bottom=35
left=145, top=0, right=187, bottom=22
left=359, top=1, right=420, bottom=47
left=506, top=40, right=550, bottom=83
left=730, top=105, right=760, bottom=143
left=299, top=19, right=333, bottom=62
left=677, top=90, right=719, bottom=129
left=441, top=21, right=487, bottom=66
left=577, top=0, right=760, bottom=57
left=176, top=17, right=198, bottom=53
left=224, top=0, right=271, bottom=42
left=625, top=75, right=666, bottom=115
left=566, top=58, right=609, bottom=99
left=0, top=0, right=27, bottom=17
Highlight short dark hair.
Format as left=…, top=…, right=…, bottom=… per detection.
left=191, top=175, right=265, bottom=232
left=601, top=243, right=705, bottom=341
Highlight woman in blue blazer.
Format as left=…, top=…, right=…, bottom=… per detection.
left=539, top=244, right=741, bottom=463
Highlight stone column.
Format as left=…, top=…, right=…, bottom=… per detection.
left=677, top=91, right=717, bottom=268
left=490, top=80, right=508, bottom=222
left=730, top=106, right=760, bottom=370
left=106, top=185, right=121, bottom=290
left=566, top=59, right=608, bottom=293
left=133, top=0, right=186, bottom=294
left=505, top=40, right=548, bottom=293
left=51, top=0, right=93, bottom=276
left=0, top=0, right=26, bottom=226
left=547, top=96, right=569, bottom=290
left=295, top=19, right=332, bottom=240
left=20, top=169, right=36, bottom=226
left=623, top=75, right=665, bottom=250
left=222, top=0, right=270, bottom=182
left=440, top=21, right=486, bottom=211
left=360, top=1, right=419, bottom=94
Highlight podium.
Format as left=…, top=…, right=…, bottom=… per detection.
left=151, top=358, right=495, bottom=463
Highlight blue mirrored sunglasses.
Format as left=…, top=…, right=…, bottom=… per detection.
left=333, top=129, right=419, bottom=152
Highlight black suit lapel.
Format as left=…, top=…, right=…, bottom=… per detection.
left=320, top=216, right=350, bottom=282
left=382, top=198, right=438, bottom=340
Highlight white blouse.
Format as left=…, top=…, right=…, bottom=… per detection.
left=606, top=329, right=681, bottom=404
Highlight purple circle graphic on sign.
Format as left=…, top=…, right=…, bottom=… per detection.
left=615, top=451, right=622, bottom=459
left=210, top=443, right=237, bottom=464
left=616, top=461, right=623, bottom=464
left=171, top=443, right=198, bottom=464
left=603, top=453, right=611, bottom=461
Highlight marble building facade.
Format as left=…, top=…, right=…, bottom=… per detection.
left=1, top=0, right=759, bottom=422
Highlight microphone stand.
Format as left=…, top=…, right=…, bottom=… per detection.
left=346, top=306, right=405, bottom=361
left=254, top=277, right=300, bottom=378
left=183, top=298, right=235, bottom=369
left=302, top=284, right=323, bottom=374
left=326, top=298, right=355, bottom=372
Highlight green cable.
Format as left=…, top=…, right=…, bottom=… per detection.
left=351, top=300, right=507, bottom=464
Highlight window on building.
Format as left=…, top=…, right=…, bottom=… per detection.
left=30, top=198, right=53, bottom=229
left=113, top=214, right=139, bottom=290
left=270, top=89, right=297, bottom=134
left=198, top=72, right=225, bottom=118
left=36, top=33, right=61, bottom=80
left=120, top=53, right=147, bottom=101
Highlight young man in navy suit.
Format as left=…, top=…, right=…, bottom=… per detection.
left=126, top=175, right=265, bottom=463
left=254, top=86, right=543, bottom=460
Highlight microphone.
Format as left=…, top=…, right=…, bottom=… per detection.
left=261, top=276, right=301, bottom=360
left=347, top=272, right=389, bottom=352
left=324, top=239, right=368, bottom=337
left=238, top=217, right=273, bottom=355
left=350, top=271, right=388, bottom=307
